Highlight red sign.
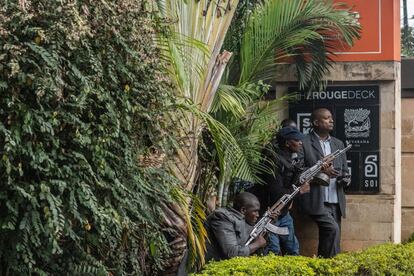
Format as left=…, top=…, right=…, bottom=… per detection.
left=332, top=0, right=400, bottom=62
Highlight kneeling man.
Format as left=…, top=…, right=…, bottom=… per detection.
left=205, top=192, right=267, bottom=261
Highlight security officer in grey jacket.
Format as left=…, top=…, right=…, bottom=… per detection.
left=298, top=108, right=350, bottom=258
left=204, top=192, right=267, bottom=262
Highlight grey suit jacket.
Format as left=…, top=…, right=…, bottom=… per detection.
left=204, top=207, right=252, bottom=262
left=298, top=131, right=349, bottom=217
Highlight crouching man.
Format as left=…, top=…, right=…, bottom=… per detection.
left=204, top=192, right=267, bottom=262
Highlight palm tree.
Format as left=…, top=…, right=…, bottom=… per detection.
left=210, top=0, right=360, bottom=207
left=156, top=0, right=360, bottom=273
left=155, top=0, right=240, bottom=273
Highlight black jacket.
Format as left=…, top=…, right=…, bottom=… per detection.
left=257, top=144, right=303, bottom=217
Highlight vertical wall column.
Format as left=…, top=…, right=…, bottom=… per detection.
left=401, top=97, right=414, bottom=241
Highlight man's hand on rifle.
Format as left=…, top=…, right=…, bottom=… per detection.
left=300, top=181, right=311, bottom=194
left=267, top=208, right=280, bottom=220
left=248, top=234, right=267, bottom=253
left=255, top=234, right=267, bottom=248
left=321, top=162, right=340, bottom=178
left=337, top=174, right=351, bottom=187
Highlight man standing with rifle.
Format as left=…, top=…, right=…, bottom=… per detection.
left=298, top=108, right=351, bottom=258
left=258, top=126, right=310, bottom=255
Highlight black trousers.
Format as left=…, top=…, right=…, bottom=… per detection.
left=310, top=203, right=341, bottom=258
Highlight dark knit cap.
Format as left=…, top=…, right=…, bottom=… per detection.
left=277, top=126, right=304, bottom=141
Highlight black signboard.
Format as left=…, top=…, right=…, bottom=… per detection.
left=288, top=85, right=380, bottom=194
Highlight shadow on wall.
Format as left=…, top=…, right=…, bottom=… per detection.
left=402, top=58, right=414, bottom=97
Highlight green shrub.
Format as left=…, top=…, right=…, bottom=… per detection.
left=0, top=0, right=174, bottom=275
left=404, top=231, right=414, bottom=244
left=197, top=255, right=318, bottom=276
left=196, top=242, right=414, bottom=275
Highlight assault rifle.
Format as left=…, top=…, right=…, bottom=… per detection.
left=245, top=144, right=352, bottom=246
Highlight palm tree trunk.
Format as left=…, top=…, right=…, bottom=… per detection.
left=156, top=1, right=238, bottom=272
left=163, top=50, right=234, bottom=274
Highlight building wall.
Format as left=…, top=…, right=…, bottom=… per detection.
left=401, top=99, right=414, bottom=241
left=331, top=0, right=400, bottom=62
left=275, top=61, right=401, bottom=256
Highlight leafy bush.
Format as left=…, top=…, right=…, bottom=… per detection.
left=404, top=231, right=414, bottom=244
left=402, top=26, right=414, bottom=57
left=196, top=242, right=414, bottom=275
left=0, top=0, right=174, bottom=274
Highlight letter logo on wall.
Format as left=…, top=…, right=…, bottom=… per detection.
left=296, top=113, right=312, bottom=134
left=344, top=108, right=371, bottom=138
left=364, top=155, right=378, bottom=178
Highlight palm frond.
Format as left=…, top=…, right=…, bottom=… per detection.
left=187, top=194, right=208, bottom=269
left=157, top=0, right=239, bottom=108
left=234, top=96, right=291, bottom=169
left=210, top=83, right=264, bottom=119
left=156, top=0, right=239, bottom=191
left=177, top=101, right=257, bottom=183
left=169, top=187, right=207, bottom=270
left=239, top=0, right=361, bottom=90
left=156, top=30, right=210, bottom=97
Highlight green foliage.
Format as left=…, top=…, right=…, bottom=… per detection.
left=238, top=0, right=360, bottom=90
left=402, top=26, right=414, bottom=57
left=199, top=0, right=361, bottom=207
left=221, top=0, right=256, bottom=84
left=0, top=0, right=175, bottom=274
left=196, top=242, right=414, bottom=275
left=212, top=82, right=287, bottom=185
left=198, top=255, right=316, bottom=276
left=404, top=231, right=414, bottom=244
